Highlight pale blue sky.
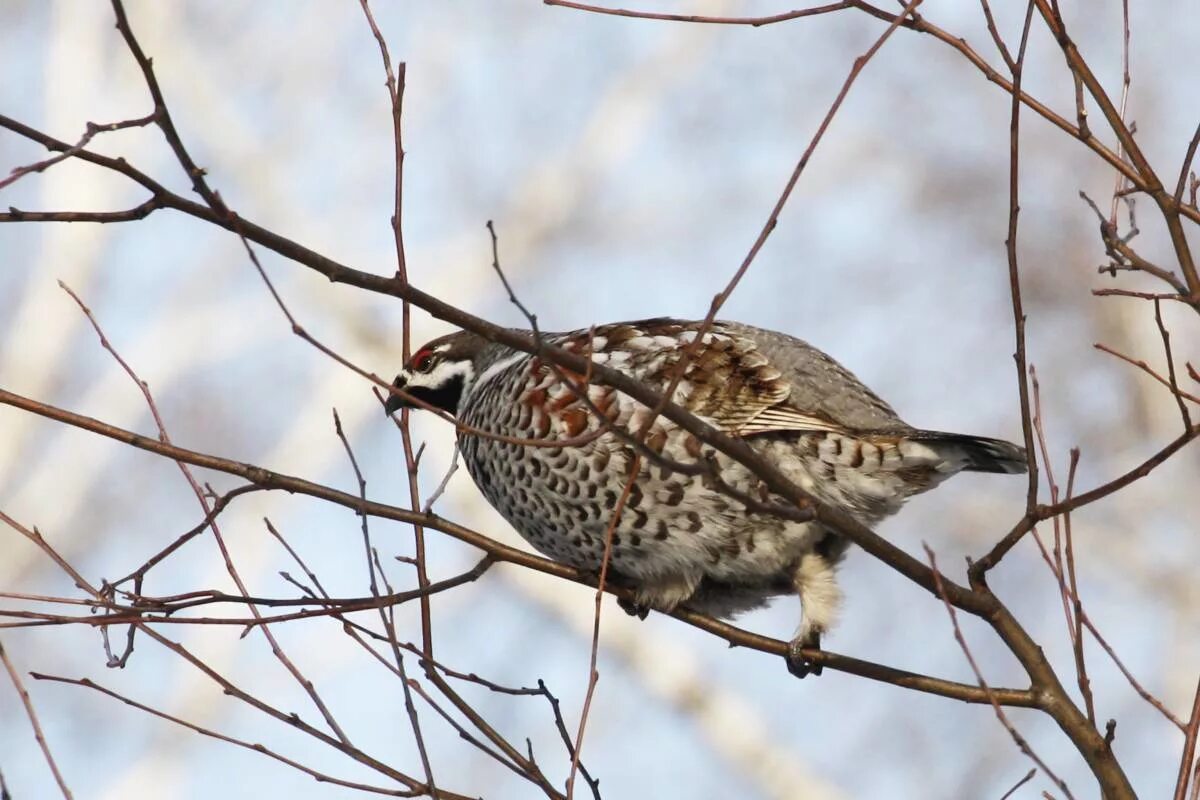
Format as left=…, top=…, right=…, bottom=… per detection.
left=2, top=3, right=1198, bottom=799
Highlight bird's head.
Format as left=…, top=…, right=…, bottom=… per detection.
left=384, top=331, right=487, bottom=417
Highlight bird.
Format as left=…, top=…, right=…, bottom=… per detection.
left=385, top=318, right=1025, bottom=676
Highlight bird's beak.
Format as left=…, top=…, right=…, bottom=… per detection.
left=384, top=375, right=408, bottom=416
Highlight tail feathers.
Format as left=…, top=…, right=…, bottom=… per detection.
left=907, top=430, right=1028, bottom=475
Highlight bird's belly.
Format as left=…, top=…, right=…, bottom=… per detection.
left=459, top=431, right=829, bottom=585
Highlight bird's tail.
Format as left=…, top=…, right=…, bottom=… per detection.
left=906, top=430, right=1028, bottom=474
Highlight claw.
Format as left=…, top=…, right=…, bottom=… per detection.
left=785, top=631, right=823, bottom=678
left=617, top=596, right=650, bottom=620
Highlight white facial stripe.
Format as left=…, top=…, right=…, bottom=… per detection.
left=404, top=359, right=474, bottom=391
left=467, top=351, right=526, bottom=399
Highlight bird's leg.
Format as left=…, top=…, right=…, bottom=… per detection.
left=602, top=569, right=646, bottom=618
left=611, top=571, right=702, bottom=621
left=786, top=552, right=843, bottom=678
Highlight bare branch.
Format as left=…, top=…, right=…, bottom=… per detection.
left=1000, top=769, right=1037, bottom=800
left=0, top=387, right=1033, bottom=707
left=1002, top=0, right=1040, bottom=507
left=0, top=640, right=73, bottom=800
left=1106, top=0, right=1131, bottom=225
left=1093, top=343, right=1200, bottom=408
left=1174, top=677, right=1200, bottom=800
left=29, top=673, right=430, bottom=798
left=927, top=546, right=1074, bottom=799
left=0, top=113, right=155, bottom=192
left=544, top=0, right=856, bottom=26
left=109, top=0, right=227, bottom=213
left=60, top=280, right=353, bottom=745
left=568, top=454, right=640, bottom=798
left=1061, top=450, right=1095, bottom=726
left=1174, top=122, right=1200, bottom=207
left=1031, top=0, right=1200, bottom=299
left=333, top=406, right=436, bottom=789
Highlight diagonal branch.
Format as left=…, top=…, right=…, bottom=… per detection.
left=109, top=0, right=227, bottom=213
left=927, top=546, right=1074, bottom=799
left=0, top=640, right=74, bottom=800
left=29, top=673, right=428, bottom=798
left=1030, top=0, right=1199, bottom=301
left=0, top=388, right=1034, bottom=709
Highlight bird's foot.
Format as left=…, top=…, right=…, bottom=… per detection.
left=786, top=630, right=823, bottom=679
left=617, top=596, right=651, bottom=620
left=616, top=573, right=698, bottom=621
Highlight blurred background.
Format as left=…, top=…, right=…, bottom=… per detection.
left=2, top=2, right=1198, bottom=798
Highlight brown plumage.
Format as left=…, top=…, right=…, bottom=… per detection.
left=386, top=318, right=1025, bottom=675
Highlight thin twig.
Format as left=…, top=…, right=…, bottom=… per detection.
left=1106, top=0, right=1130, bottom=225
left=544, top=0, right=855, bottom=26
left=29, top=673, right=424, bottom=798
left=0, top=113, right=156, bottom=192
left=139, top=624, right=440, bottom=795
left=1071, top=70, right=1091, bottom=142
left=60, top=280, right=353, bottom=745
left=977, top=0, right=1015, bottom=70
left=1004, top=0, right=1040, bottom=507
left=979, top=421, right=1199, bottom=573
left=109, top=484, right=264, bottom=589
left=0, top=387, right=1057, bottom=709
left=1094, top=343, right=1200, bottom=407
left=1093, top=288, right=1193, bottom=303
left=632, top=0, right=926, bottom=450
left=403, top=679, right=532, bottom=787
left=0, top=565, right=495, bottom=629
left=0, top=640, right=74, bottom=799
left=333, top=406, right=436, bottom=787
left=1154, top=299, right=1194, bottom=428
left=109, top=0, right=227, bottom=213
left=1081, top=191, right=1190, bottom=297
left=1175, top=677, right=1200, bottom=800
left=1029, top=366, right=1075, bottom=644
left=926, top=546, right=1074, bottom=799
left=1000, top=769, right=1038, bottom=800
left=355, top=3, right=437, bottom=709
left=421, top=448, right=461, bottom=514
left=567, top=455, right=640, bottom=798
left=1176, top=122, right=1200, bottom=206
left=1021, top=515, right=1184, bottom=730
left=1061, top=450, right=1095, bottom=725
left=1031, top=0, right=1200, bottom=301
left=0, top=511, right=99, bottom=597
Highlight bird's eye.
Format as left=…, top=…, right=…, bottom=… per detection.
left=412, top=350, right=436, bottom=373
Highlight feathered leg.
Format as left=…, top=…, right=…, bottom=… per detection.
left=787, top=551, right=843, bottom=677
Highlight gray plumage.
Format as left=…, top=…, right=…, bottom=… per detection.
left=718, top=321, right=907, bottom=432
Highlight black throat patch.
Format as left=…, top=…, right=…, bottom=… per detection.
left=407, top=372, right=465, bottom=416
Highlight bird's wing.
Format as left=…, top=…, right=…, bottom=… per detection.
left=733, top=406, right=848, bottom=436
left=673, top=335, right=852, bottom=436
left=576, top=319, right=847, bottom=437
left=565, top=318, right=899, bottom=438
left=718, top=321, right=908, bottom=433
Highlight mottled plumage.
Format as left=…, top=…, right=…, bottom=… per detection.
left=386, top=318, right=1025, bottom=675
